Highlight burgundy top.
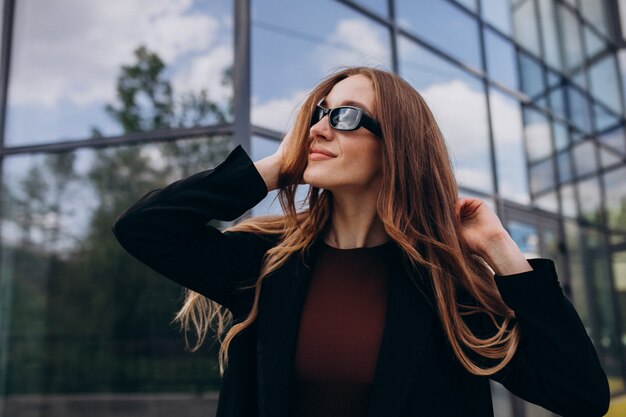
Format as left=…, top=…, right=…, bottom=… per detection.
left=288, top=239, right=394, bottom=417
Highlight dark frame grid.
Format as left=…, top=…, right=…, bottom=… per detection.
left=0, top=0, right=624, bottom=416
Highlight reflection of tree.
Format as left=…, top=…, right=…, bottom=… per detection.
left=6, top=45, right=232, bottom=394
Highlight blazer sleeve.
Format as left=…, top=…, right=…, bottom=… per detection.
left=485, top=258, right=610, bottom=417
left=111, top=144, right=275, bottom=316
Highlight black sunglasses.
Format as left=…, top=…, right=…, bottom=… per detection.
left=311, top=99, right=383, bottom=139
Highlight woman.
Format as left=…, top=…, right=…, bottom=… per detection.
left=112, top=67, right=609, bottom=417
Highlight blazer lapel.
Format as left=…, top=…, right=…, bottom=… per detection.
left=255, top=237, right=322, bottom=417
left=256, top=237, right=438, bottom=417
left=366, top=246, right=437, bottom=417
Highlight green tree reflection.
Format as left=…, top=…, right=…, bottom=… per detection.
left=5, top=45, right=232, bottom=394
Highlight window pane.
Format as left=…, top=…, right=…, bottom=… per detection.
left=584, top=228, right=622, bottom=395
left=558, top=4, right=584, bottom=73
left=6, top=0, right=233, bottom=146
left=0, top=136, right=233, bottom=414
left=604, top=166, right=626, bottom=230
left=252, top=0, right=392, bottom=131
left=519, top=52, right=545, bottom=99
left=537, top=0, right=562, bottom=70
left=396, top=0, right=481, bottom=69
left=353, top=0, right=388, bottom=17
left=599, top=126, right=626, bottom=154
left=557, top=150, right=573, bottom=183
left=529, top=159, right=556, bottom=193
left=579, top=0, right=610, bottom=35
left=490, top=89, right=529, bottom=204
left=583, top=25, right=606, bottom=58
left=533, top=190, right=559, bottom=213
left=611, top=248, right=626, bottom=393
left=553, top=120, right=569, bottom=151
left=589, top=55, right=623, bottom=115
left=454, top=0, right=477, bottom=12
left=481, top=0, right=513, bottom=35
left=398, top=37, right=492, bottom=193
left=577, top=175, right=603, bottom=223
left=561, top=183, right=578, bottom=217
left=512, top=0, right=541, bottom=57
left=566, top=85, right=592, bottom=133
left=572, top=140, right=598, bottom=177
left=523, top=107, right=552, bottom=162
left=485, top=29, right=518, bottom=91
left=594, top=103, right=621, bottom=133
left=599, top=146, right=623, bottom=169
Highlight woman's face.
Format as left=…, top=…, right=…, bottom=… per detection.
left=303, top=74, right=383, bottom=193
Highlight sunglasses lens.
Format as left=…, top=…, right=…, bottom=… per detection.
left=330, top=108, right=360, bottom=130
left=311, top=106, right=324, bottom=125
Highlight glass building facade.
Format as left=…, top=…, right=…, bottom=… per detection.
left=0, top=0, right=625, bottom=416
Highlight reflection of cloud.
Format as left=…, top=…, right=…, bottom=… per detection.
left=11, top=0, right=227, bottom=107
left=419, top=79, right=492, bottom=192
left=315, top=18, right=389, bottom=73
left=172, top=45, right=233, bottom=104
left=252, top=90, right=308, bottom=132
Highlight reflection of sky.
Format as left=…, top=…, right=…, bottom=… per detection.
left=7, top=0, right=233, bottom=145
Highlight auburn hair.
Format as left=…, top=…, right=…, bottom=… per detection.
left=173, top=67, right=520, bottom=377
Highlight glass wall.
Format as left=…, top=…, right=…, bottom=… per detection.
left=1, top=0, right=626, bottom=416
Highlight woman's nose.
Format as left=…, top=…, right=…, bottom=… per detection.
left=310, top=114, right=333, bottom=140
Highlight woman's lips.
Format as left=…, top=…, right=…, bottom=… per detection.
left=309, top=152, right=335, bottom=160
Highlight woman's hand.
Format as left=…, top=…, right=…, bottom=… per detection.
left=455, top=197, right=533, bottom=276
left=254, top=128, right=304, bottom=192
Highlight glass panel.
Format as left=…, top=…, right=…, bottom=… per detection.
left=599, top=146, right=623, bottom=169
left=584, top=228, right=622, bottom=394
left=490, top=89, right=529, bottom=204
left=552, top=120, right=568, bottom=151
left=485, top=29, right=518, bottom=91
left=481, top=0, right=513, bottom=35
left=611, top=248, right=626, bottom=393
left=599, top=126, right=626, bottom=154
left=564, top=220, right=591, bottom=328
left=529, top=158, right=556, bottom=193
left=557, top=150, right=573, bottom=183
left=577, top=175, right=603, bottom=223
left=533, top=190, right=559, bottom=213
left=572, top=140, right=597, bottom=177
left=252, top=0, right=392, bottom=131
left=523, top=107, right=552, bottom=162
left=396, top=0, right=481, bottom=69
left=354, top=0, right=388, bottom=17
left=558, top=4, right=584, bottom=73
left=512, top=0, right=541, bottom=57
left=594, top=103, right=621, bottom=133
left=604, top=166, right=626, bottom=230
left=454, top=0, right=477, bottom=12
left=549, top=85, right=566, bottom=120
left=0, top=135, right=233, bottom=416
left=579, top=0, right=610, bottom=36
left=507, top=220, right=540, bottom=258
left=519, top=52, right=545, bottom=99
left=561, top=183, right=578, bottom=217
left=583, top=25, right=606, bottom=58
left=398, top=37, right=493, bottom=193
left=537, top=0, right=562, bottom=70
left=589, top=55, right=623, bottom=115
left=6, top=1, right=233, bottom=146
left=566, top=85, right=592, bottom=133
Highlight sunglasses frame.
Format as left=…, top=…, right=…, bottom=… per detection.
left=311, top=99, right=383, bottom=139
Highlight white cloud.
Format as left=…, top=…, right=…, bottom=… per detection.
left=251, top=89, right=308, bottom=132
left=315, top=18, right=390, bottom=74
left=10, top=0, right=226, bottom=107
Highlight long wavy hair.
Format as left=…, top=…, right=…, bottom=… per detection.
left=173, top=66, right=520, bottom=377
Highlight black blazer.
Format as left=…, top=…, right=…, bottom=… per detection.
left=112, top=145, right=610, bottom=417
